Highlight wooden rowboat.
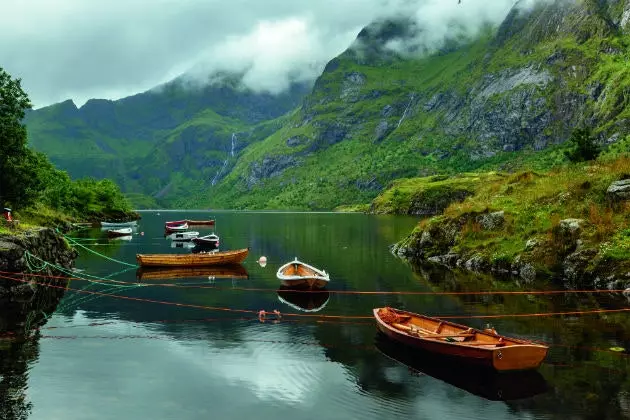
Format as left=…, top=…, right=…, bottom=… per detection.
left=136, top=264, right=249, bottom=280
left=276, top=258, right=330, bottom=290
left=373, top=307, right=548, bottom=372
left=107, top=227, right=133, bottom=237
left=165, top=223, right=188, bottom=232
left=136, top=248, right=249, bottom=267
left=101, top=221, right=137, bottom=228
left=192, top=234, right=219, bottom=248
left=165, top=219, right=215, bottom=227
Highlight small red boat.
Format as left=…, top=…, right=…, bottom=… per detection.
left=165, top=219, right=215, bottom=227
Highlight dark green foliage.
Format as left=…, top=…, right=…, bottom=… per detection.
left=0, top=67, right=131, bottom=219
left=0, top=67, right=35, bottom=209
left=565, top=128, right=601, bottom=162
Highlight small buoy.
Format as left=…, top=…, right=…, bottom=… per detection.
left=140, top=232, right=144, bottom=236
left=258, top=256, right=267, bottom=267
left=610, top=347, right=625, bottom=352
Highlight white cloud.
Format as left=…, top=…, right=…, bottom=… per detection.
left=0, top=0, right=543, bottom=108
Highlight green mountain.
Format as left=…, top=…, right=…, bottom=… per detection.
left=26, top=0, right=630, bottom=210
left=25, top=74, right=310, bottom=207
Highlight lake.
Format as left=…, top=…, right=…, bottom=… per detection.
left=2, top=211, right=630, bottom=419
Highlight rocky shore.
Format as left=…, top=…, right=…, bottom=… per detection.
left=0, top=228, right=78, bottom=300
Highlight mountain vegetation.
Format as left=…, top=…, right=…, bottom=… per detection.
left=24, top=0, right=630, bottom=212
left=0, top=67, right=133, bottom=233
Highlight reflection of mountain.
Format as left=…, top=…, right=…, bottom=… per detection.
left=136, top=264, right=249, bottom=281
left=375, top=335, right=548, bottom=401
left=277, top=287, right=330, bottom=313
left=0, top=275, right=68, bottom=419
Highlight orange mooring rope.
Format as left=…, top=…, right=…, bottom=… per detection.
left=2, top=269, right=629, bottom=297
left=1, top=273, right=630, bottom=321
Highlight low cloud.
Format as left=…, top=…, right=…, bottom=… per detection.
left=0, top=0, right=553, bottom=108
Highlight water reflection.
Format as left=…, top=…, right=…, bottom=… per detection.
left=374, top=334, right=548, bottom=401
left=135, top=265, right=249, bottom=281
left=0, top=274, right=67, bottom=419
left=276, top=287, right=330, bottom=313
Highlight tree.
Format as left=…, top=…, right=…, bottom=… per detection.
left=0, top=67, right=33, bottom=209
left=565, top=127, right=601, bottom=163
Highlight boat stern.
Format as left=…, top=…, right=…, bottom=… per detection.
left=492, top=345, right=548, bottom=371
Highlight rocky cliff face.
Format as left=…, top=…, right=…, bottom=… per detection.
left=206, top=0, right=630, bottom=209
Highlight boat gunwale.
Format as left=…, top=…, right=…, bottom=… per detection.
left=276, top=259, right=330, bottom=282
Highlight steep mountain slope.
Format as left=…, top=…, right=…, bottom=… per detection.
left=25, top=75, right=310, bottom=207
left=199, top=0, right=630, bottom=210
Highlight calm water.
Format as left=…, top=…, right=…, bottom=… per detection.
left=3, top=211, right=630, bottom=419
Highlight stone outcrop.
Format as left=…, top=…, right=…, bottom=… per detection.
left=0, top=228, right=78, bottom=298
left=607, top=179, right=630, bottom=203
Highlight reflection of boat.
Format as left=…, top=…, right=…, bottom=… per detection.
left=192, top=234, right=219, bottom=248
left=107, top=227, right=133, bottom=237
left=166, top=219, right=215, bottom=227
left=136, top=264, right=248, bottom=280
left=276, top=258, right=330, bottom=290
left=165, top=223, right=188, bottom=232
left=110, top=235, right=132, bottom=241
left=136, top=248, right=249, bottom=267
left=277, top=287, right=330, bottom=312
left=375, top=335, right=548, bottom=401
left=101, top=221, right=137, bottom=228
left=170, top=241, right=196, bottom=249
left=168, top=231, right=199, bottom=241
left=373, top=308, right=548, bottom=371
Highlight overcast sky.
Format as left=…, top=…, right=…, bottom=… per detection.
left=0, top=0, right=521, bottom=108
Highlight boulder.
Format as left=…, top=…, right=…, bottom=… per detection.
left=607, top=179, right=630, bottom=203
left=477, top=211, right=505, bottom=230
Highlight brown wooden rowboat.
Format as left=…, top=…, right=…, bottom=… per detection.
left=136, top=248, right=249, bottom=267
left=136, top=264, right=249, bottom=280
left=373, top=307, right=548, bottom=372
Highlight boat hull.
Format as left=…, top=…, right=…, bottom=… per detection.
left=136, top=248, right=249, bottom=267
left=373, top=308, right=548, bottom=372
left=166, top=219, right=215, bottom=227
left=101, top=221, right=137, bottom=228
left=280, top=278, right=329, bottom=290
left=108, top=228, right=133, bottom=237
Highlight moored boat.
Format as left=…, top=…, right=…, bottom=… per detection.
left=136, top=248, right=249, bottom=267
left=165, top=223, right=188, bottom=232
left=165, top=219, right=215, bottom=227
left=276, top=258, right=330, bottom=290
left=192, top=233, right=219, bottom=248
left=136, top=264, right=249, bottom=281
left=107, top=227, right=133, bottom=237
left=168, top=231, right=199, bottom=241
left=101, top=221, right=137, bottom=228
left=373, top=307, right=548, bottom=372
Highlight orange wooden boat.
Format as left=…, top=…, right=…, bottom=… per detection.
left=136, top=264, right=248, bottom=280
left=373, top=307, right=548, bottom=372
left=136, top=248, right=249, bottom=267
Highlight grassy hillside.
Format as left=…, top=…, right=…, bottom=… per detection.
left=390, top=152, right=630, bottom=286
left=197, top=0, right=630, bottom=210
left=25, top=76, right=310, bottom=207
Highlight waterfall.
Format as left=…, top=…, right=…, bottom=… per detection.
left=211, top=133, right=237, bottom=186
left=396, top=94, right=415, bottom=128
